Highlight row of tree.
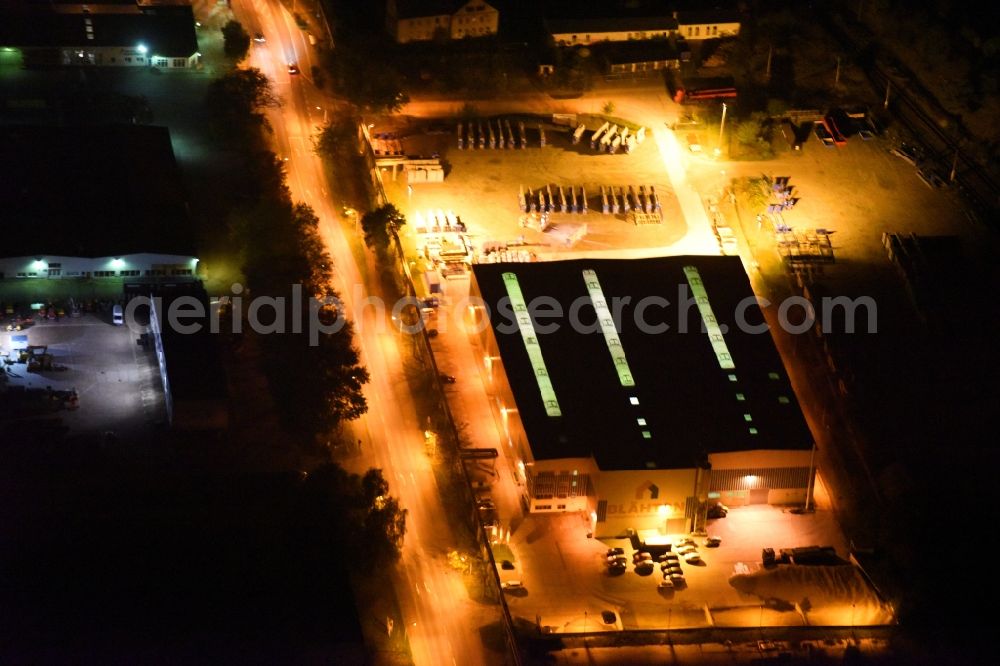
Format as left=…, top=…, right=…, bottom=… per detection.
left=205, top=68, right=369, bottom=438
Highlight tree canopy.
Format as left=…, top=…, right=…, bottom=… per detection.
left=231, top=194, right=369, bottom=435
left=205, top=68, right=280, bottom=143
left=360, top=204, right=406, bottom=251
left=213, top=70, right=367, bottom=437
left=322, top=45, right=409, bottom=113
left=222, top=19, right=251, bottom=62
left=297, top=464, right=407, bottom=572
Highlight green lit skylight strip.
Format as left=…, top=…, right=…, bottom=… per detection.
left=502, top=272, right=562, bottom=417
left=582, top=269, right=635, bottom=387
left=683, top=266, right=736, bottom=370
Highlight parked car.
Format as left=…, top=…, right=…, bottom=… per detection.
left=287, top=62, right=300, bottom=75
left=683, top=552, right=703, bottom=564
left=606, top=547, right=625, bottom=557
left=601, top=610, right=617, bottom=624
left=501, top=581, right=523, bottom=590
left=112, top=304, right=124, bottom=325
left=891, top=143, right=921, bottom=166
left=632, top=551, right=653, bottom=564
left=687, top=133, right=702, bottom=153
left=917, top=168, right=947, bottom=189
left=705, top=536, right=722, bottom=548
left=658, top=578, right=675, bottom=590
left=608, top=559, right=627, bottom=574
left=813, top=123, right=835, bottom=146
left=500, top=560, right=515, bottom=570
left=253, top=32, right=265, bottom=43
left=762, top=547, right=776, bottom=567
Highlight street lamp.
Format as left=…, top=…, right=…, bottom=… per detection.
left=718, top=102, right=728, bottom=154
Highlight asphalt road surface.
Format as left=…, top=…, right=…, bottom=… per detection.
left=230, top=0, right=500, bottom=662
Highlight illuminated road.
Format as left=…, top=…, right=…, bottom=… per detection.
left=226, top=1, right=499, bottom=663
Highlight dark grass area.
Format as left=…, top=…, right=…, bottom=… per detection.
left=0, top=464, right=367, bottom=662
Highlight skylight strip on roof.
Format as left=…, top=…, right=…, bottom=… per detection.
left=683, top=265, right=736, bottom=370
left=582, top=269, right=635, bottom=387
left=501, top=272, right=562, bottom=417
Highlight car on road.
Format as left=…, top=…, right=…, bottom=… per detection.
left=500, top=560, right=515, bottom=570
left=601, top=610, right=617, bottom=625
left=287, top=63, right=300, bottom=75
left=476, top=498, right=495, bottom=511
left=253, top=32, right=265, bottom=43
left=705, top=536, right=722, bottom=548
left=501, top=581, right=523, bottom=590
left=439, top=374, right=457, bottom=384
left=686, top=133, right=702, bottom=153
left=112, top=304, right=124, bottom=325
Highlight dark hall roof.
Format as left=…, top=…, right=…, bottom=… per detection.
left=472, top=257, right=813, bottom=471
left=0, top=124, right=194, bottom=258
left=0, top=3, right=198, bottom=57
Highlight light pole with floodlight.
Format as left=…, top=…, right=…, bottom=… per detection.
left=718, top=102, right=728, bottom=154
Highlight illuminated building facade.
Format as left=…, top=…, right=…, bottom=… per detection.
left=470, top=257, right=815, bottom=537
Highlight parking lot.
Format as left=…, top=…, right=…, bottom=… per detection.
left=1, top=313, right=165, bottom=441
left=494, top=505, right=891, bottom=632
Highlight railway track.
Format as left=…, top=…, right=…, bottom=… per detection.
left=824, top=10, right=1000, bottom=223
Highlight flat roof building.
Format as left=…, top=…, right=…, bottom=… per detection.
left=0, top=124, right=194, bottom=260
left=0, top=0, right=200, bottom=68
left=470, top=257, right=814, bottom=536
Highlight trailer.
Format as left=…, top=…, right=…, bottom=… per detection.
left=590, top=121, right=610, bottom=149
left=423, top=270, right=442, bottom=295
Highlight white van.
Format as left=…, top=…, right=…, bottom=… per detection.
left=112, top=304, right=124, bottom=325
